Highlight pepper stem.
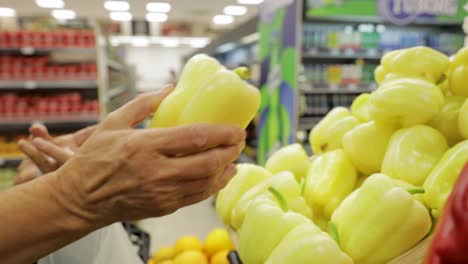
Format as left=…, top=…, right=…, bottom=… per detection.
left=329, top=221, right=340, bottom=246
left=234, top=67, right=251, bottom=80
left=268, top=187, right=288, bottom=212
left=300, top=178, right=306, bottom=196
left=407, top=187, right=425, bottom=195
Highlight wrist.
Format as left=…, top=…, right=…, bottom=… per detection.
left=47, top=165, right=107, bottom=232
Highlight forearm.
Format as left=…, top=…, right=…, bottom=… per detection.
left=0, top=172, right=98, bottom=263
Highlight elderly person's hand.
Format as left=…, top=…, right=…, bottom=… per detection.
left=46, top=86, right=245, bottom=226
left=15, top=124, right=95, bottom=184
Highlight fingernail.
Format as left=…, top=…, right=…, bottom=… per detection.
left=32, top=138, right=46, bottom=148
left=18, top=139, right=25, bottom=147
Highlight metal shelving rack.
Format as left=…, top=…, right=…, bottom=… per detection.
left=0, top=19, right=134, bottom=174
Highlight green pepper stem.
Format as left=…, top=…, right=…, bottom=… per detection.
left=300, top=178, right=306, bottom=196
left=407, top=187, right=425, bottom=195
left=329, top=222, right=340, bottom=246
left=268, top=187, right=289, bottom=212
left=234, top=67, right=251, bottom=80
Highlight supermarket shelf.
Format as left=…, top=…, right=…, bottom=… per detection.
left=108, top=59, right=126, bottom=72
left=107, top=85, right=128, bottom=100
left=0, top=80, right=97, bottom=89
left=0, top=47, right=95, bottom=55
left=0, top=157, right=23, bottom=167
left=299, top=116, right=323, bottom=130
left=0, top=116, right=99, bottom=132
left=305, top=16, right=463, bottom=27
left=303, top=51, right=381, bottom=61
left=301, top=83, right=377, bottom=94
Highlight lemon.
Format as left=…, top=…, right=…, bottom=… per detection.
left=210, top=250, right=230, bottom=264
left=173, top=250, right=208, bottom=264
left=204, top=228, right=235, bottom=257
left=174, top=236, right=203, bottom=256
left=152, top=246, right=174, bottom=263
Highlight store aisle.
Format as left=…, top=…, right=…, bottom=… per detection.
left=137, top=196, right=223, bottom=254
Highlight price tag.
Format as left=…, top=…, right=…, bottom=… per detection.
left=329, top=84, right=339, bottom=91
left=0, top=158, right=5, bottom=166
left=330, top=49, right=340, bottom=56
left=25, top=81, right=37, bottom=90
left=344, top=49, right=355, bottom=56
left=20, top=47, right=35, bottom=55
left=366, top=49, right=378, bottom=57
left=348, top=84, right=358, bottom=91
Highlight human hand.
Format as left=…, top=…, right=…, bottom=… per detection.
left=51, top=86, right=246, bottom=226
left=16, top=124, right=96, bottom=183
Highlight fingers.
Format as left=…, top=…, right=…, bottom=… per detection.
left=104, top=85, right=174, bottom=129
left=32, top=138, right=74, bottom=165
left=73, top=125, right=97, bottom=146
left=18, top=140, right=57, bottom=173
left=29, top=123, right=53, bottom=141
left=150, top=124, right=246, bottom=156
left=178, top=164, right=237, bottom=207
left=170, top=142, right=244, bottom=179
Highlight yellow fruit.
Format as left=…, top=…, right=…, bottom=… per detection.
left=210, top=250, right=230, bottom=264
left=460, top=99, right=468, bottom=139
left=374, top=65, right=388, bottom=84
left=369, top=78, right=444, bottom=127
left=147, top=259, right=156, bottom=264
left=309, top=107, right=360, bottom=154
left=265, top=143, right=311, bottom=181
left=449, top=65, right=468, bottom=96
left=159, top=261, right=174, bottom=264
left=204, top=228, right=235, bottom=257
left=382, top=125, right=449, bottom=186
left=173, top=250, right=208, bottom=264
left=174, top=236, right=203, bottom=256
left=429, top=96, right=465, bottom=146
left=350, top=93, right=371, bottom=122
left=153, top=246, right=174, bottom=263
left=342, top=121, right=397, bottom=175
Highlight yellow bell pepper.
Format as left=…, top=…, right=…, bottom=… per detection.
left=429, top=96, right=466, bottom=146
left=331, top=173, right=432, bottom=264
left=350, top=93, right=372, bottom=122
left=369, top=78, right=445, bottom=127
left=342, top=121, right=396, bottom=175
left=448, top=47, right=468, bottom=96
left=424, top=140, right=468, bottom=217
left=309, top=107, right=360, bottom=154
left=459, top=99, right=468, bottom=139
left=374, top=65, right=388, bottom=85
left=231, top=171, right=312, bottom=230
left=382, top=125, right=449, bottom=186
left=382, top=46, right=449, bottom=83
left=265, top=223, right=353, bottom=264
left=303, top=149, right=357, bottom=218
left=238, top=190, right=311, bottom=264
left=265, top=143, right=311, bottom=181
left=151, top=54, right=260, bottom=129
left=216, top=164, right=272, bottom=226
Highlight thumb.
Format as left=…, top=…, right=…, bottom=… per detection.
left=103, top=85, right=174, bottom=129
left=73, top=125, right=97, bottom=146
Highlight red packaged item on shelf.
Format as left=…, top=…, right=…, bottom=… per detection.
left=424, top=163, right=468, bottom=264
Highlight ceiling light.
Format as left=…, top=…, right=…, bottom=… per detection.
left=189, top=38, right=210, bottom=48
left=146, top=12, right=168, bottom=22
left=0, top=7, right=16, bottom=17
left=224, top=5, right=247, bottom=16
left=162, top=38, right=180, bottom=47
left=146, top=2, right=171, bottom=13
left=109, top=11, right=132, bottom=21
left=213, top=15, right=234, bottom=25
left=132, top=37, right=150, bottom=47
left=36, top=0, right=65, bottom=9
left=238, top=0, right=264, bottom=4
left=104, top=1, right=129, bottom=11
left=52, top=9, right=76, bottom=20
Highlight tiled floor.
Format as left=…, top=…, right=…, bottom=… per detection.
left=137, top=196, right=224, bottom=254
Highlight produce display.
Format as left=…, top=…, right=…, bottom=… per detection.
left=0, top=30, right=96, bottom=49
left=215, top=46, right=468, bottom=264
left=148, top=228, right=235, bottom=264
left=151, top=54, right=260, bottom=129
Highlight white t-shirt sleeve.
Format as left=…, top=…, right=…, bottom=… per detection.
left=38, top=223, right=143, bottom=264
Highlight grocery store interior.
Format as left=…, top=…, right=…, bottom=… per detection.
left=1, top=0, right=467, bottom=263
